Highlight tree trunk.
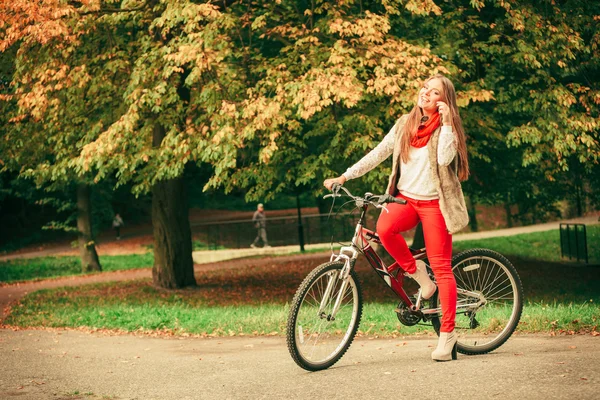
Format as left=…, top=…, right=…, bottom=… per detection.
left=575, top=180, right=583, bottom=217
left=466, top=196, right=479, bottom=232
left=76, top=183, right=101, bottom=272
left=296, top=194, right=305, bottom=252
left=504, top=202, right=513, bottom=228
left=151, top=123, right=195, bottom=289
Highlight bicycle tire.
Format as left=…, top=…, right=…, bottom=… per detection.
left=431, top=248, right=523, bottom=355
left=286, top=261, right=363, bottom=371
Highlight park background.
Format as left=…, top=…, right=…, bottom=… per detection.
left=0, top=0, right=599, bottom=337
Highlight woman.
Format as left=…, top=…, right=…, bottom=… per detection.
left=324, top=74, right=470, bottom=362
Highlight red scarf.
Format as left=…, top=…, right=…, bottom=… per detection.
left=410, top=112, right=440, bottom=148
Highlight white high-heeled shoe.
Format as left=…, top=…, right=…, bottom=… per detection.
left=407, top=260, right=436, bottom=300
left=431, top=330, right=458, bottom=361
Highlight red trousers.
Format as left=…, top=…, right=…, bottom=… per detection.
left=376, top=195, right=456, bottom=332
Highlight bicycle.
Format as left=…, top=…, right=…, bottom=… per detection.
left=286, top=184, right=523, bottom=371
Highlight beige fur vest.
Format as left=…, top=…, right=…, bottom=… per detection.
left=385, top=115, right=469, bottom=234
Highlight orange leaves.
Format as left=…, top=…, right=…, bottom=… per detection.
left=10, top=62, right=86, bottom=122
left=0, top=0, right=79, bottom=51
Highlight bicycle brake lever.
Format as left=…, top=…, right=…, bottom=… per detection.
left=374, top=203, right=389, bottom=213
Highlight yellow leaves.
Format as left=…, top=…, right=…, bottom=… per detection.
left=264, top=24, right=307, bottom=41
left=243, top=96, right=283, bottom=131
left=220, top=101, right=238, bottom=118
left=212, top=126, right=234, bottom=146
left=328, top=11, right=390, bottom=44
left=251, top=15, right=267, bottom=31
left=293, top=67, right=363, bottom=120
left=456, top=89, right=495, bottom=107
left=403, top=0, right=442, bottom=16
left=365, top=40, right=446, bottom=100
left=260, top=136, right=280, bottom=164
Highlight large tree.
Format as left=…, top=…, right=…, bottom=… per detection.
left=1, top=1, right=244, bottom=286
left=0, top=1, right=133, bottom=271
left=423, top=0, right=600, bottom=224
left=211, top=0, right=493, bottom=208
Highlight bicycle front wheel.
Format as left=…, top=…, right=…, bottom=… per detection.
left=431, top=248, right=523, bottom=355
left=286, top=261, right=363, bottom=371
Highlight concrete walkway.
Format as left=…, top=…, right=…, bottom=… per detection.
left=191, top=243, right=331, bottom=264
left=190, top=214, right=599, bottom=264
left=1, top=329, right=598, bottom=400
left=452, top=215, right=598, bottom=242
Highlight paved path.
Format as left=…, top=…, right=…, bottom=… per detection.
left=1, top=329, right=598, bottom=400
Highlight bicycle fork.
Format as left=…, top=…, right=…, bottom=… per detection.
left=320, top=247, right=357, bottom=321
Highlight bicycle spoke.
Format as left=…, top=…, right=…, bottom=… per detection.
left=288, top=262, right=362, bottom=370
left=432, top=251, right=523, bottom=355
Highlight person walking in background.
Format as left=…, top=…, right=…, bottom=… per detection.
left=324, top=74, right=470, bottom=362
left=112, top=213, right=124, bottom=240
left=251, top=203, right=270, bottom=248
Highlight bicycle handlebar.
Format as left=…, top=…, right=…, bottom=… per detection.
left=325, top=183, right=407, bottom=207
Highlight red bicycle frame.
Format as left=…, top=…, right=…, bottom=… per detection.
left=356, top=226, right=428, bottom=308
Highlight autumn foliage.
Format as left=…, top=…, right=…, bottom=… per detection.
left=0, top=0, right=599, bottom=273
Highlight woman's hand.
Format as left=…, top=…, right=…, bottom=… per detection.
left=323, top=176, right=347, bottom=191
left=436, top=101, right=452, bottom=126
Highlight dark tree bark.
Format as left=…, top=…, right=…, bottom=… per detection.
left=151, top=123, right=196, bottom=289
left=504, top=202, right=513, bottom=228
left=466, top=196, right=479, bottom=232
left=76, top=183, right=101, bottom=272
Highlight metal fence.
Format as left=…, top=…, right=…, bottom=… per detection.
left=559, top=223, right=588, bottom=264
left=190, top=211, right=380, bottom=250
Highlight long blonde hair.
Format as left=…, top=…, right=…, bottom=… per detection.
left=399, top=74, right=470, bottom=181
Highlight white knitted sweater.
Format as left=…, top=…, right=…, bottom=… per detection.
left=342, top=124, right=457, bottom=200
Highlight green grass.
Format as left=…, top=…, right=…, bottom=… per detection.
left=2, top=226, right=597, bottom=285
left=3, top=226, right=599, bottom=336
left=4, top=253, right=599, bottom=336
left=453, top=225, right=600, bottom=264
left=0, top=253, right=153, bottom=283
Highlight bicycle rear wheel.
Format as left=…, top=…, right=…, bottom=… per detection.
left=286, top=261, right=363, bottom=371
left=431, top=248, right=523, bottom=355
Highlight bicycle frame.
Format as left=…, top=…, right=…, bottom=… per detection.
left=329, top=202, right=427, bottom=311
left=329, top=200, right=485, bottom=319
